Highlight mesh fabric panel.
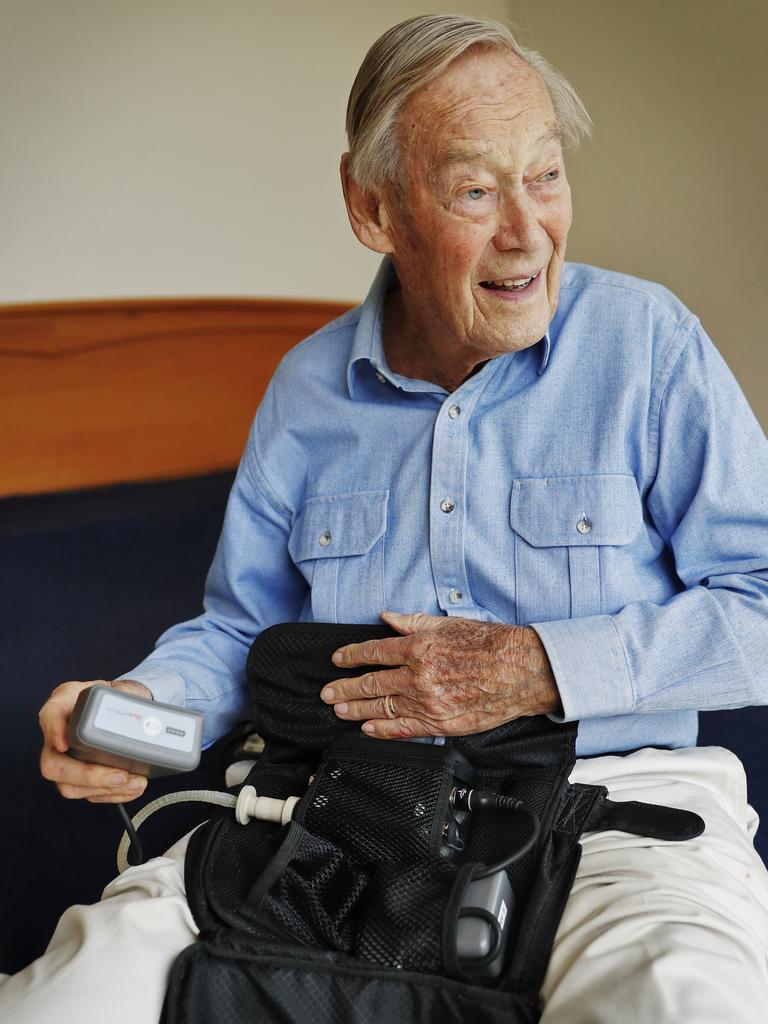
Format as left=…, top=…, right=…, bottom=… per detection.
left=261, top=830, right=369, bottom=952
left=354, top=860, right=458, bottom=971
left=303, top=755, right=445, bottom=864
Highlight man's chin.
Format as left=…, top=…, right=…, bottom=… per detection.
left=482, top=313, right=551, bottom=354
left=476, top=292, right=550, bottom=335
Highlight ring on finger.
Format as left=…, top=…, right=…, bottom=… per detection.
left=384, top=694, right=397, bottom=719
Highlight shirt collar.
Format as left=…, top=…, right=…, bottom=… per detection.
left=347, top=256, right=552, bottom=399
left=347, top=257, right=398, bottom=398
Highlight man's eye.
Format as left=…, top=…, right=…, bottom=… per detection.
left=465, top=187, right=486, bottom=200
left=540, top=169, right=559, bottom=182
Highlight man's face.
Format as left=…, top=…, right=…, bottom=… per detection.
left=383, top=47, right=572, bottom=365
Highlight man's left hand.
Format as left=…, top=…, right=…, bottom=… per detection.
left=321, top=611, right=562, bottom=739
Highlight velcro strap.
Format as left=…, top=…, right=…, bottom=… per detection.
left=583, top=795, right=705, bottom=841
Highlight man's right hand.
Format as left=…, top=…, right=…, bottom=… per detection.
left=39, top=679, right=153, bottom=803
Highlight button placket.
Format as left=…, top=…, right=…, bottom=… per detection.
left=429, top=385, right=491, bottom=614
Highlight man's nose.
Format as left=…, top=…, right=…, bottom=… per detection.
left=491, top=191, right=542, bottom=252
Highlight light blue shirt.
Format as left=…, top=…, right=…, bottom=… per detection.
left=122, top=258, right=768, bottom=756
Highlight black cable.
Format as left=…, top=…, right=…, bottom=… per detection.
left=450, top=788, right=541, bottom=879
left=116, top=802, right=144, bottom=866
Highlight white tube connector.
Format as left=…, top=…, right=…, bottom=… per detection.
left=235, top=785, right=300, bottom=826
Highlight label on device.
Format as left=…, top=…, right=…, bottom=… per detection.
left=497, top=899, right=508, bottom=929
left=93, top=692, right=195, bottom=754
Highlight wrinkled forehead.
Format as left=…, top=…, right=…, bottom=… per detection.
left=396, top=47, right=557, bottom=170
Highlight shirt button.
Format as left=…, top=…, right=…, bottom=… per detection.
left=448, top=404, right=461, bottom=419
left=576, top=516, right=592, bottom=535
left=440, top=497, right=456, bottom=514
left=375, top=371, right=386, bottom=384
left=449, top=589, right=462, bottom=604
left=318, top=529, right=332, bottom=546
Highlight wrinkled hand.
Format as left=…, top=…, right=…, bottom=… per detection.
left=321, top=611, right=561, bottom=739
left=39, top=679, right=153, bottom=803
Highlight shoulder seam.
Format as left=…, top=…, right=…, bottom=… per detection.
left=648, top=313, right=701, bottom=471
left=242, top=432, right=293, bottom=522
left=281, top=307, right=361, bottom=359
left=559, top=275, right=692, bottom=331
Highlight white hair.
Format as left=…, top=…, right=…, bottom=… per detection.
left=345, top=14, right=593, bottom=191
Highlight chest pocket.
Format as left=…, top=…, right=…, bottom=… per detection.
left=510, top=475, right=642, bottom=624
left=289, top=490, right=389, bottom=623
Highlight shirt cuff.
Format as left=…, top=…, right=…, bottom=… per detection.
left=530, top=615, right=635, bottom=722
left=114, top=665, right=187, bottom=709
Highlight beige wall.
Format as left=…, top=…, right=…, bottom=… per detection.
left=1, top=0, right=765, bottom=425
left=0, top=0, right=506, bottom=307
left=505, top=0, right=768, bottom=426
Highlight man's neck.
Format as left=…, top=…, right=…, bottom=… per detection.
left=382, top=289, right=488, bottom=393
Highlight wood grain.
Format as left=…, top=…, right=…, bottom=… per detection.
left=0, top=298, right=352, bottom=497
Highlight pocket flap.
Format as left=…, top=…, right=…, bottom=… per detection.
left=289, top=490, right=389, bottom=562
left=510, top=475, right=642, bottom=547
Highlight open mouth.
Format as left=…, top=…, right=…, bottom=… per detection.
left=479, top=271, right=540, bottom=292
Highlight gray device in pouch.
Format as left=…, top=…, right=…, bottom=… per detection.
left=66, top=685, right=204, bottom=777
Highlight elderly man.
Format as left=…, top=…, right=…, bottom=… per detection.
left=6, top=12, right=768, bottom=1024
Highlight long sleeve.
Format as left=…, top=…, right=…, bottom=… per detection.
left=117, top=418, right=308, bottom=745
left=534, top=321, right=768, bottom=721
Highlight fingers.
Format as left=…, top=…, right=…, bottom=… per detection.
left=325, top=612, right=489, bottom=739
left=111, top=679, right=154, bottom=701
left=361, top=716, right=431, bottom=740
left=330, top=611, right=452, bottom=667
left=325, top=682, right=457, bottom=740
left=40, top=745, right=148, bottom=801
left=81, top=782, right=148, bottom=804
left=59, top=778, right=147, bottom=803
left=331, top=634, right=410, bottom=669
left=321, top=668, right=399, bottom=705
left=332, top=693, right=399, bottom=722
left=321, top=680, right=464, bottom=741
left=39, top=679, right=151, bottom=802
left=320, top=667, right=421, bottom=732
left=38, top=680, right=94, bottom=755
left=330, top=612, right=452, bottom=680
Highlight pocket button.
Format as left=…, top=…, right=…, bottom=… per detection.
left=576, top=515, right=592, bottom=535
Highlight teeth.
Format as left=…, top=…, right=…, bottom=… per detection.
left=482, top=274, right=536, bottom=290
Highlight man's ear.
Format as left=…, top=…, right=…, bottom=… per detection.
left=340, top=154, right=396, bottom=255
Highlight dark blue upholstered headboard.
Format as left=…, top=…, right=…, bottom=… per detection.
left=0, top=474, right=233, bottom=973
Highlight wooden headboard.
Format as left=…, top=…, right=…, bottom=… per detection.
left=0, top=297, right=352, bottom=498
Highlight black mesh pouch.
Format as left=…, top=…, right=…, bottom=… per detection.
left=163, top=622, right=705, bottom=1024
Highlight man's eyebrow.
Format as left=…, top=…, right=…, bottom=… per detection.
left=434, top=143, right=492, bottom=168
left=434, top=123, right=565, bottom=169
